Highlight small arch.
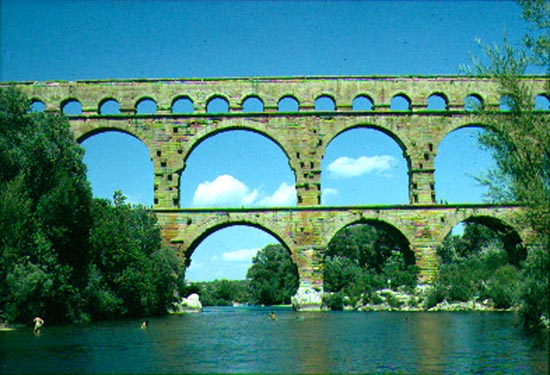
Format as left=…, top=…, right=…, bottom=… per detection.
left=314, top=95, right=336, bottom=111
left=99, top=98, right=120, bottom=115
left=30, top=99, right=45, bottom=113
left=278, top=95, right=299, bottom=112
left=464, top=94, right=484, bottom=112
left=390, top=94, right=411, bottom=111
left=136, top=97, right=157, bottom=114
left=241, top=95, right=264, bottom=112
left=534, top=94, right=550, bottom=110
left=171, top=96, right=194, bottom=114
left=499, top=94, right=514, bottom=111
left=352, top=95, right=374, bottom=111
left=61, top=99, right=82, bottom=116
left=206, top=95, right=229, bottom=113
left=427, top=93, right=448, bottom=111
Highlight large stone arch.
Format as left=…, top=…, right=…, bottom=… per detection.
left=320, top=123, right=411, bottom=168
left=175, top=124, right=298, bottom=203
left=438, top=213, right=527, bottom=266
left=182, top=219, right=302, bottom=280
left=322, top=217, right=415, bottom=263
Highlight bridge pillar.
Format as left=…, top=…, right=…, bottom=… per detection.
left=407, top=142, right=437, bottom=204
left=411, top=241, right=439, bottom=283
left=152, top=151, right=181, bottom=209
left=291, top=245, right=325, bottom=311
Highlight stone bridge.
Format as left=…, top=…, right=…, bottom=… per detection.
left=5, top=76, right=546, bottom=308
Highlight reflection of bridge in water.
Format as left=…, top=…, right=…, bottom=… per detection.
left=7, top=76, right=545, bottom=309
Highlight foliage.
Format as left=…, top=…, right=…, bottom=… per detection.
left=185, top=279, right=249, bottom=306
left=246, top=244, right=299, bottom=305
left=0, top=88, right=93, bottom=323
left=433, top=223, right=522, bottom=308
left=323, top=224, right=419, bottom=308
left=469, top=0, right=550, bottom=331
left=85, top=193, right=185, bottom=319
left=0, top=88, right=185, bottom=324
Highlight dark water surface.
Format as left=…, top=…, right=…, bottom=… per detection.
left=1, top=307, right=547, bottom=374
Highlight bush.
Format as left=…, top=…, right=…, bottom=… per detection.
left=485, top=264, right=522, bottom=309
left=323, top=292, right=345, bottom=310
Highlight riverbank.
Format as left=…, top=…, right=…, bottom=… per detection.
left=331, top=287, right=519, bottom=313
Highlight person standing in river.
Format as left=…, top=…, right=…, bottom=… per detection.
left=33, top=317, right=44, bottom=334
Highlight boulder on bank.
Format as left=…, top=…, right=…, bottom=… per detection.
left=169, top=293, right=202, bottom=314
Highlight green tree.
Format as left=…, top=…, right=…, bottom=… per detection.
left=0, top=87, right=93, bottom=323
left=86, top=193, right=185, bottom=319
left=470, top=0, right=549, bottom=331
left=246, top=244, right=299, bottom=305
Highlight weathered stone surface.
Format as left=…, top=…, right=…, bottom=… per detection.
left=3, top=76, right=544, bottom=299
left=291, top=284, right=324, bottom=311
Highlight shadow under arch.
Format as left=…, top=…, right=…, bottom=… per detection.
left=440, top=214, right=526, bottom=266
left=184, top=220, right=298, bottom=268
left=324, top=218, right=415, bottom=265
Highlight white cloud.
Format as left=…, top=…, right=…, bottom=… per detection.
left=192, top=174, right=259, bottom=207
left=222, top=248, right=259, bottom=262
left=322, top=187, right=339, bottom=197
left=258, top=182, right=296, bottom=206
left=192, top=175, right=296, bottom=207
left=327, top=155, right=396, bottom=178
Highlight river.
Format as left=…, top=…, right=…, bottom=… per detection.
left=1, top=307, right=547, bottom=374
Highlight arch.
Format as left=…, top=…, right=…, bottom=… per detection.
left=206, top=95, right=230, bottom=113
left=441, top=215, right=526, bottom=266
left=178, top=127, right=296, bottom=208
left=241, top=95, right=264, bottom=113
left=171, top=96, right=194, bottom=114
left=321, top=125, right=409, bottom=206
left=434, top=125, right=497, bottom=204
left=80, top=129, right=154, bottom=206
left=499, top=94, right=514, bottom=111
left=352, top=95, right=374, bottom=111
left=185, top=221, right=297, bottom=266
left=314, top=95, right=336, bottom=111
left=464, top=94, right=484, bottom=112
left=99, top=98, right=121, bottom=115
left=427, top=93, right=448, bottom=111
left=61, top=98, right=82, bottom=115
left=390, top=93, right=411, bottom=111
left=30, top=99, right=45, bottom=112
left=135, top=97, right=157, bottom=114
left=325, top=219, right=415, bottom=265
left=278, top=95, right=299, bottom=112
left=534, top=94, right=550, bottom=110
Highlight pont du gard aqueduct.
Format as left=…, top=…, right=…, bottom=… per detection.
left=4, top=75, right=547, bottom=308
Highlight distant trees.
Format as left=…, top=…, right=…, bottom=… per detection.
left=0, top=88, right=185, bottom=324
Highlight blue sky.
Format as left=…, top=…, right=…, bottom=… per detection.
left=1, top=0, right=529, bottom=281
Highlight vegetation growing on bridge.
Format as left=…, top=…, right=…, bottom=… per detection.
left=0, top=88, right=185, bottom=324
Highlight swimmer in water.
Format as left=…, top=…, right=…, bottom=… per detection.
left=33, top=316, right=44, bottom=334
left=269, top=312, right=276, bottom=321
left=141, top=320, right=148, bottom=330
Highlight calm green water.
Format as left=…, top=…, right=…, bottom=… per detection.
left=0, top=307, right=547, bottom=374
